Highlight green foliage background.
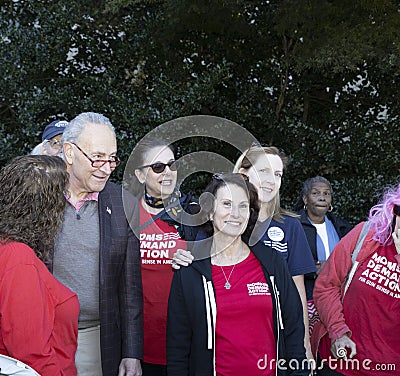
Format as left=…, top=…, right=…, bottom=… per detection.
left=1, top=0, right=400, bottom=224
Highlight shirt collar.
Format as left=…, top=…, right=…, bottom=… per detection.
left=65, top=191, right=99, bottom=211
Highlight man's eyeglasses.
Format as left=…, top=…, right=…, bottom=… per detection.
left=72, top=143, right=121, bottom=168
left=139, top=160, right=177, bottom=174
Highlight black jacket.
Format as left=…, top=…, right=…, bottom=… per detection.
left=297, top=209, right=353, bottom=299
left=167, top=240, right=309, bottom=376
left=49, top=182, right=143, bottom=375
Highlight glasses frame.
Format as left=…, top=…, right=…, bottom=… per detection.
left=139, top=160, right=177, bottom=174
left=71, top=142, right=121, bottom=168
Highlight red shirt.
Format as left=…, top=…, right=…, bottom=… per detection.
left=212, top=252, right=276, bottom=376
left=319, top=244, right=400, bottom=375
left=140, top=203, right=187, bottom=364
left=0, top=241, right=79, bottom=375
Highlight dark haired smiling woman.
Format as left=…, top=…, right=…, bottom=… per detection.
left=167, top=173, right=309, bottom=376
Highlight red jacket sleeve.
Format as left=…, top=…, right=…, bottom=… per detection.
left=0, top=263, right=65, bottom=375
left=313, top=222, right=366, bottom=342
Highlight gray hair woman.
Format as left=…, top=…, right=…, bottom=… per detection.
left=294, top=176, right=353, bottom=299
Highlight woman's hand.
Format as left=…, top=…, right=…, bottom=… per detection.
left=331, top=334, right=357, bottom=360
left=172, top=249, right=194, bottom=270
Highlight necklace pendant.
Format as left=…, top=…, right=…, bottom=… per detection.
left=224, top=281, right=231, bottom=290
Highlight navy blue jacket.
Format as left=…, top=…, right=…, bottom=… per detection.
left=297, top=209, right=353, bottom=299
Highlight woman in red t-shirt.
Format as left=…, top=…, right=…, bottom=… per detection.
left=129, top=138, right=198, bottom=376
left=167, top=173, right=308, bottom=376
left=0, top=155, right=79, bottom=376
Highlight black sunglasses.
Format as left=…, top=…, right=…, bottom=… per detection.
left=139, top=160, right=177, bottom=174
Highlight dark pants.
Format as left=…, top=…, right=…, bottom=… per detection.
left=141, top=362, right=167, bottom=376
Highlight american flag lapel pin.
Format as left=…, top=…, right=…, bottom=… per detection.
left=106, top=206, right=112, bottom=215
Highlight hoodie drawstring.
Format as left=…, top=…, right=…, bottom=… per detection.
left=202, top=276, right=217, bottom=376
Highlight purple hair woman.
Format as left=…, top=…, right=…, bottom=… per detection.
left=311, top=183, right=400, bottom=376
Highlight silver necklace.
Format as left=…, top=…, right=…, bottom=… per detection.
left=220, top=264, right=236, bottom=290
left=215, top=244, right=244, bottom=290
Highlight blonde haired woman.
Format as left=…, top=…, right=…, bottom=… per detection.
left=233, top=143, right=316, bottom=362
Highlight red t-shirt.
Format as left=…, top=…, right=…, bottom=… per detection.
left=0, top=241, right=79, bottom=376
left=140, top=203, right=187, bottom=364
left=212, top=252, right=276, bottom=376
left=319, top=244, right=400, bottom=375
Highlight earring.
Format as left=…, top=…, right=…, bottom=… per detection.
left=328, top=205, right=333, bottom=212
left=303, top=204, right=308, bottom=211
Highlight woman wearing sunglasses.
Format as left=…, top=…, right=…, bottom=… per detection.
left=131, top=138, right=199, bottom=376
left=167, top=173, right=308, bottom=375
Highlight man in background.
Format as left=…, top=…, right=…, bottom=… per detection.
left=31, top=119, right=68, bottom=156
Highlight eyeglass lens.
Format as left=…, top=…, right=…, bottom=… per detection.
left=149, top=161, right=177, bottom=173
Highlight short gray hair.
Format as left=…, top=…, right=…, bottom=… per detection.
left=62, top=112, right=115, bottom=144
left=301, top=176, right=333, bottom=197
left=294, top=175, right=333, bottom=211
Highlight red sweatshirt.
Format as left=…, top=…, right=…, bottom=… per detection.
left=0, top=241, right=79, bottom=375
left=312, top=222, right=400, bottom=375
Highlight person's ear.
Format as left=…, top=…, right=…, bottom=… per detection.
left=63, top=142, right=74, bottom=164
left=238, top=167, right=247, bottom=175
left=134, top=168, right=146, bottom=185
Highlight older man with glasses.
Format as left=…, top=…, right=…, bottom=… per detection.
left=48, top=112, right=143, bottom=376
